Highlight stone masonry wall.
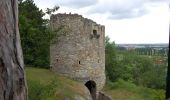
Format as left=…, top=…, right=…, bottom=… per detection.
left=50, top=13, right=105, bottom=90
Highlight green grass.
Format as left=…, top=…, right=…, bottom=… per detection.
left=26, top=67, right=89, bottom=100
left=103, top=79, right=166, bottom=100
left=26, top=67, right=166, bottom=100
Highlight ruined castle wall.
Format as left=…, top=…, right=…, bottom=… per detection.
left=50, top=13, right=105, bottom=90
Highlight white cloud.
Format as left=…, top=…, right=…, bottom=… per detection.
left=34, top=0, right=98, bottom=10
left=88, top=0, right=169, bottom=19
left=103, top=4, right=169, bottom=43
left=34, top=0, right=169, bottom=43
left=60, top=0, right=98, bottom=8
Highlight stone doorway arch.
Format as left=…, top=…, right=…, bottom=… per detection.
left=85, top=80, right=97, bottom=100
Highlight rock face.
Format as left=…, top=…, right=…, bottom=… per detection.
left=98, top=92, right=112, bottom=100
left=50, top=13, right=105, bottom=92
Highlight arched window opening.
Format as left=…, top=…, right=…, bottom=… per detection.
left=85, top=80, right=97, bottom=100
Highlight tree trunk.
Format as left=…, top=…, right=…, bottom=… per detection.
left=0, top=0, right=27, bottom=100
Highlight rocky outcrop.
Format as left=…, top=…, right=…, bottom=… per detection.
left=98, top=92, right=112, bottom=100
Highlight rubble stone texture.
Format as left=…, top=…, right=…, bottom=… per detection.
left=50, top=13, right=105, bottom=90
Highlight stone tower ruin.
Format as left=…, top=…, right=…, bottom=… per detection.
left=50, top=13, right=106, bottom=94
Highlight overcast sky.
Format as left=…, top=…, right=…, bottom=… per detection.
left=34, top=0, right=169, bottom=44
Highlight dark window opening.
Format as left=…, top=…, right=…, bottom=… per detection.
left=98, top=59, right=100, bottom=63
left=56, top=59, right=58, bottom=62
left=93, top=30, right=97, bottom=36
left=85, top=80, right=97, bottom=100
left=79, top=61, right=80, bottom=64
left=93, top=30, right=100, bottom=39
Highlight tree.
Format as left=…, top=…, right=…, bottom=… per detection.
left=105, top=36, right=167, bottom=89
left=19, top=0, right=50, bottom=67
left=18, top=0, right=60, bottom=68
left=0, top=0, right=27, bottom=99
left=46, top=6, right=59, bottom=15
left=105, top=36, right=118, bottom=81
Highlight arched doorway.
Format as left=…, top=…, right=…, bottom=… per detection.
left=85, top=80, right=97, bottom=100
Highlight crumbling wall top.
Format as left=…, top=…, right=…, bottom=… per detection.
left=50, top=13, right=105, bottom=28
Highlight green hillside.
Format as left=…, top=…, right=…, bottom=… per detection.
left=26, top=67, right=90, bottom=100
left=103, top=80, right=165, bottom=100
left=26, top=67, right=166, bottom=100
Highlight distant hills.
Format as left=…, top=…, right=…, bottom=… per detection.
left=116, top=43, right=168, bottom=48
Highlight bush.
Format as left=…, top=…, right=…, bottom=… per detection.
left=106, top=79, right=137, bottom=91
left=105, top=80, right=166, bottom=100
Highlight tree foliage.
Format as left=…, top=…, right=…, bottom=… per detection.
left=105, top=36, right=118, bottom=81
left=105, top=36, right=167, bottom=89
left=19, top=0, right=50, bottom=68
left=46, top=6, right=59, bottom=15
